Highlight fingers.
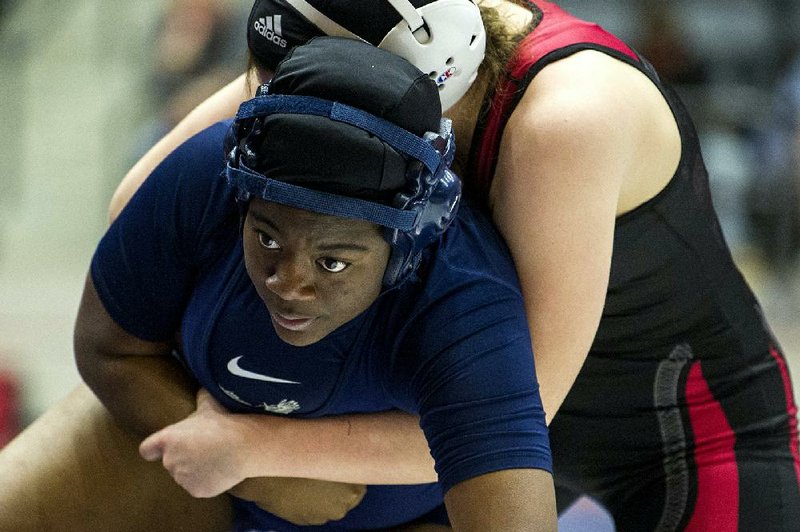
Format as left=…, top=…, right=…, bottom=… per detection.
left=139, top=431, right=165, bottom=462
left=138, top=428, right=239, bottom=499
left=350, top=483, right=367, bottom=508
left=195, top=388, right=227, bottom=415
left=245, top=480, right=368, bottom=526
left=139, top=433, right=205, bottom=497
left=195, top=387, right=212, bottom=405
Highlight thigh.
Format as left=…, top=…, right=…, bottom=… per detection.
left=703, top=345, right=800, bottom=531
left=606, top=454, right=800, bottom=532
left=717, top=456, right=800, bottom=532
left=0, top=384, right=232, bottom=532
left=552, top=345, right=800, bottom=532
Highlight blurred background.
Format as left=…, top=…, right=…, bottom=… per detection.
left=0, top=0, right=798, bottom=528
left=0, top=0, right=251, bottom=443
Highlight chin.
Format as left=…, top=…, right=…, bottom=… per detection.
left=274, top=328, right=325, bottom=347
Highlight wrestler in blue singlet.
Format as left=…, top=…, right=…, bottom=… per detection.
left=91, top=38, right=551, bottom=530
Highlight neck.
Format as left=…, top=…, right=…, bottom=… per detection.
left=446, top=75, right=490, bottom=176
left=447, top=0, right=535, bottom=175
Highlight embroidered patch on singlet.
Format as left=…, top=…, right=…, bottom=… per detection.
left=219, top=384, right=301, bottom=414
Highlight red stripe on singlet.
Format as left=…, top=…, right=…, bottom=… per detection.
left=769, top=345, right=800, bottom=488
left=684, top=361, right=738, bottom=532
left=471, top=1, right=639, bottom=195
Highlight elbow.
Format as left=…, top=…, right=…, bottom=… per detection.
left=73, top=322, right=104, bottom=391
left=72, top=274, right=119, bottom=393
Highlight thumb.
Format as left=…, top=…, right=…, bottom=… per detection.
left=139, top=431, right=165, bottom=462
left=196, top=387, right=224, bottom=413
left=195, top=387, right=213, bottom=409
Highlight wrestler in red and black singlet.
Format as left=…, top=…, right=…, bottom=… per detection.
left=468, top=2, right=800, bottom=530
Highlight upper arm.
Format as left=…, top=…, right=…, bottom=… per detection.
left=74, top=270, right=199, bottom=436
left=488, top=50, right=667, bottom=421
left=75, top=124, right=233, bottom=431
left=109, top=72, right=252, bottom=223
left=74, top=274, right=172, bottom=376
left=78, top=124, right=239, bottom=436
left=444, top=469, right=556, bottom=531
left=491, top=51, right=637, bottom=287
left=91, top=123, right=234, bottom=342
left=398, top=267, right=550, bottom=493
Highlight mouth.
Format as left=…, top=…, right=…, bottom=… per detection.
left=270, top=311, right=317, bottom=332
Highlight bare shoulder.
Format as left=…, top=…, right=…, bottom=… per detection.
left=502, top=50, right=681, bottom=214
left=512, top=50, right=667, bottom=143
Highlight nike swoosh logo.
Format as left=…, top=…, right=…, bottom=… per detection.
left=227, top=356, right=301, bottom=384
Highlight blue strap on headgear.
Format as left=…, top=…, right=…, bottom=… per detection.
left=226, top=164, right=418, bottom=230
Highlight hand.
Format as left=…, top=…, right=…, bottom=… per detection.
left=139, top=388, right=251, bottom=497
left=229, top=476, right=366, bottom=526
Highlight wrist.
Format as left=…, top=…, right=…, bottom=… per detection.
left=234, top=413, right=288, bottom=479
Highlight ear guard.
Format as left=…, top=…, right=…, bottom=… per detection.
left=282, top=0, right=485, bottom=111
left=224, top=88, right=461, bottom=287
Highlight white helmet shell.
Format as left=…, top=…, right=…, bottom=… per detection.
left=283, top=0, right=486, bottom=112
left=379, top=0, right=486, bottom=111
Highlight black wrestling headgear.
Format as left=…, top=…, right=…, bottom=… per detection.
left=226, top=37, right=461, bottom=286
left=234, top=36, right=441, bottom=203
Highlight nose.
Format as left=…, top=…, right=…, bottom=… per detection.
left=264, top=257, right=316, bottom=301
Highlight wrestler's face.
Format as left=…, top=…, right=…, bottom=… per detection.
left=243, top=199, right=390, bottom=346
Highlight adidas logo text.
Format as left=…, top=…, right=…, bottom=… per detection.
left=254, top=15, right=287, bottom=48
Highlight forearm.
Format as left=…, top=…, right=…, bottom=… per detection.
left=444, top=469, right=556, bottom=531
left=78, top=352, right=197, bottom=438
left=237, top=410, right=437, bottom=484
left=0, top=385, right=232, bottom=531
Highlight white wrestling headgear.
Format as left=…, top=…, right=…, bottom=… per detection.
left=282, top=0, right=486, bottom=111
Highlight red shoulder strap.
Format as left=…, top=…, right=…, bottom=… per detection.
left=512, top=1, right=637, bottom=75
left=468, top=1, right=638, bottom=195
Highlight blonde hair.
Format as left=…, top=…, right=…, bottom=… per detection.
left=439, top=2, right=540, bottom=177
left=245, top=53, right=262, bottom=96
left=475, top=3, right=536, bottom=100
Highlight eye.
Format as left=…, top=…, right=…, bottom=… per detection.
left=257, top=231, right=280, bottom=250
left=317, top=258, right=349, bottom=273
